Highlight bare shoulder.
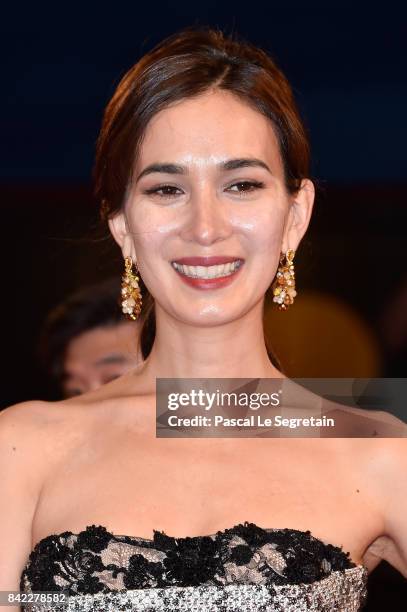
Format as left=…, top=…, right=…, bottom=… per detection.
left=0, top=400, right=62, bottom=459
left=0, top=401, right=65, bottom=493
left=368, top=437, right=407, bottom=483
left=344, top=437, right=407, bottom=475
left=0, top=394, right=113, bottom=476
left=0, top=400, right=68, bottom=590
left=324, top=399, right=407, bottom=437
left=0, top=378, right=146, bottom=591
left=328, top=437, right=407, bottom=497
left=0, top=398, right=57, bottom=427
left=362, top=438, right=407, bottom=576
left=362, top=408, right=407, bottom=437
left=326, top=437, right=407, bottom=574
left=0, top=398, right=88, bottom=450
left=0, top=368, right=151, bottom=470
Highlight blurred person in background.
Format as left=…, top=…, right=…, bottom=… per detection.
left=38, top=277, right=143, bottom=398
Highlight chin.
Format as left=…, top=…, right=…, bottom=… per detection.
left=173, top=306, right=244, bottom=327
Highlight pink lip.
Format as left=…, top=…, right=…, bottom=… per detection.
left=172, top=260, right=244, bottom=290
left=172, top=256, right=243, bottom=266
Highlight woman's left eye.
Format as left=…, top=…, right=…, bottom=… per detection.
left=226, top=180, right=265, bottom=194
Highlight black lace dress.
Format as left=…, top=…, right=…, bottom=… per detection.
left=20, top=522, right=368, bottom=611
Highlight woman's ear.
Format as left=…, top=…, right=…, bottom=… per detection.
left=108, top=212, right=136, bottom=260
left=282, top=179, right=315, bottom=252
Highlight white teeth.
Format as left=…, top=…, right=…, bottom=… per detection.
left=172, top=260, right=242, bottom=279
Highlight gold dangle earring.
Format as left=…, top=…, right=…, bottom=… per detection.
left=121, top=256, right=142, bottom=320
left=272, top=249, right=297, bottom=310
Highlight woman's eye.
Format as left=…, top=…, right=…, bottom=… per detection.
left=102, top=373, right=121, bottom=384
left=143, top=180, right=265, bottom=199
left=227, top=180, right=265, bottom=194
left=144, top=185, right=183, bottom=198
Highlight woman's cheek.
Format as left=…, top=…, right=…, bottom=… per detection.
left=126, top=199, right=175, bottom=236
left=230, top=206, right=285, bottom=255
left=126, top=205, right=180, bottom=261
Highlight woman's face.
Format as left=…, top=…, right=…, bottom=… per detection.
left=110, top=89, right=314, bottom=327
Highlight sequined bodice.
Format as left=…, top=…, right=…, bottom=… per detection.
left=21, top=522, right=368, bottom=611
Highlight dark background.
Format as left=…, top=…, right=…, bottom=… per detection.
left=1, top=3, right=406, bottom=607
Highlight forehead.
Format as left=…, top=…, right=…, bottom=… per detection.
left=136, top=89, right=282, bottom=172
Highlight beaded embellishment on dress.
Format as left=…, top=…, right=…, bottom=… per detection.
left=20, top=521, right=368, bottom=611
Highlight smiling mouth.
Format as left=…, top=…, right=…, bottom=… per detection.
left=171, top=259, right=244, bottom=279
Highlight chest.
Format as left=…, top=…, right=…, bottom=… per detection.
left=32, top=432, right=379, bottom=564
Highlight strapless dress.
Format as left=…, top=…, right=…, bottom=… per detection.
left=20, top=522, right=368, bottom=611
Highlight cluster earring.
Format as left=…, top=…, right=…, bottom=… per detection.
left=272, top=249, right=297, bottom=310
left=121, top=256, right=142, bottom=320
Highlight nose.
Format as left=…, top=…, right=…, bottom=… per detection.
left=180, top=186, right=232, bottom=246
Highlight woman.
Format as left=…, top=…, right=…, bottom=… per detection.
left=1, top=27, right=406, bottom=611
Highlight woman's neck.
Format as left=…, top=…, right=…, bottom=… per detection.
left=139, top=303, right=283, bottom=380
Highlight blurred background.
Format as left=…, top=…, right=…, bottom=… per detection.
left=1, top=3, right=406, bottom=607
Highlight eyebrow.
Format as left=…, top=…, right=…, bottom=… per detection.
left=136, top=158, right=272, bottom=182
left=93, top=354, right=129, bottom=367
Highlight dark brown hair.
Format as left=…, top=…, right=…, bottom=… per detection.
left=94, top=26, right=311, bottom=366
